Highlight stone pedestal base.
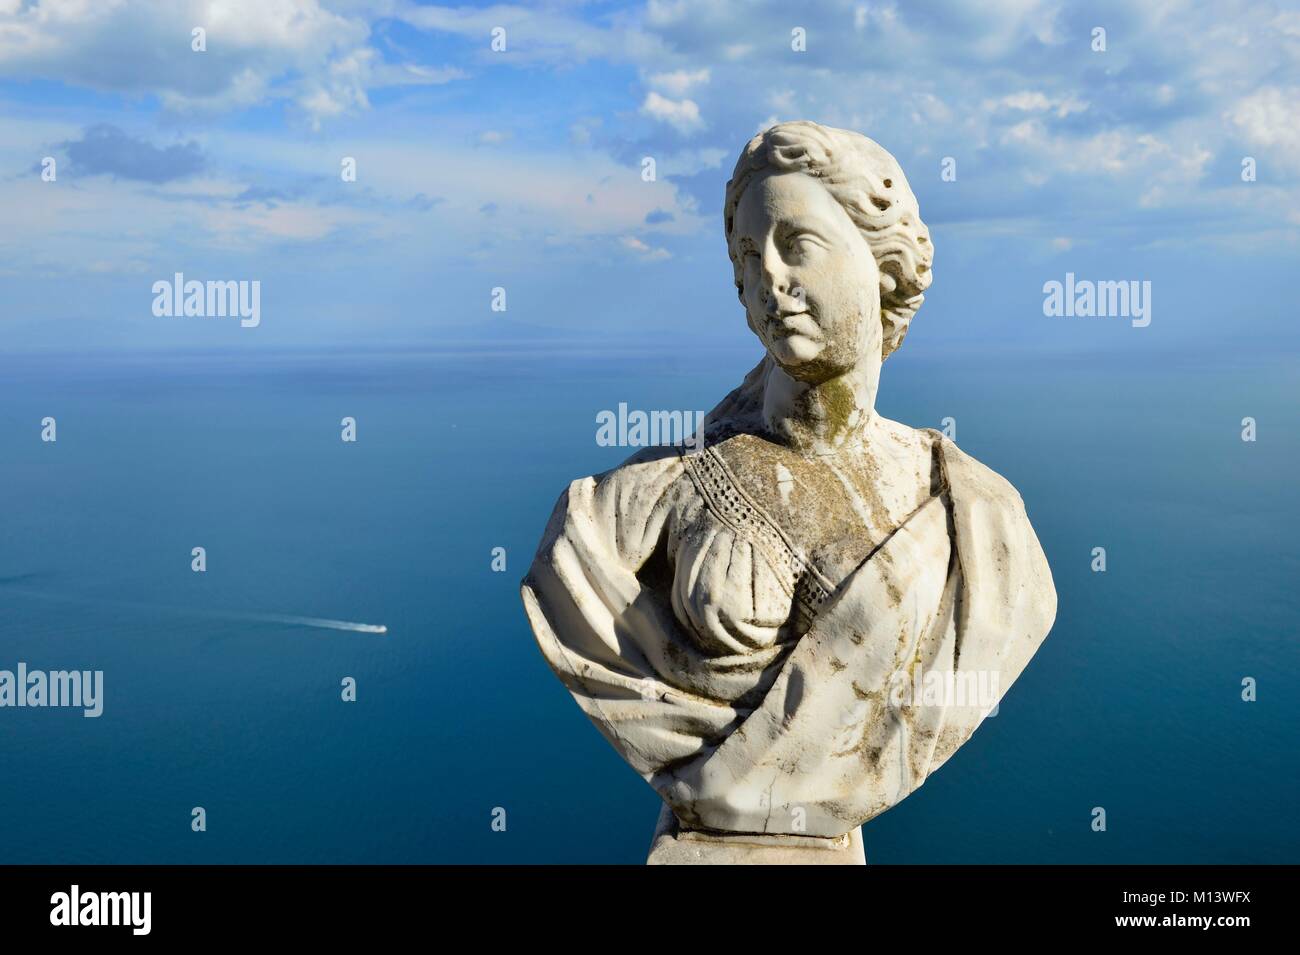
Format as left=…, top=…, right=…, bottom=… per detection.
left=646, top=804, right=865, bottom=865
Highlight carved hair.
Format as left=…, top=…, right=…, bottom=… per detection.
left=723, top=121, right=933, bottom=359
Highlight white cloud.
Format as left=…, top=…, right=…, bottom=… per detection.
left=0, top=0, right=463, bottom=124
left=1226, top=86, right=1300, bottom=159
left=768, top=89, right=795, bottom=112
left=645, top=1, right=692, bottom=28
left=647, top=68, right=709, bottom=97
left=656, top=147, right=728, bottom=177
left=641, top=91, right=704, bottom=134
left=854, top=3, right=899, bottom=32
left=393, top=0, right=668, bottom=65
left=621, top=235, right=671, bottom=260
left=911, top=92, right=952, bottom=125
left=0, top=104, right=709, bottom=282
left=988, top=91, right=1088, bottom=118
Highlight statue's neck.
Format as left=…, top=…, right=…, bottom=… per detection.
left=761, top=360, right=879, bottom=455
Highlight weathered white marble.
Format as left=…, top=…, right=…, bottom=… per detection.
left=647, top=805, right=864, bottom=866
left=522, top=121, right=1056, bottom=859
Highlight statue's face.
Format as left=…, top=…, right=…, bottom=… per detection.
left=732, top=169, right=882, bottom=383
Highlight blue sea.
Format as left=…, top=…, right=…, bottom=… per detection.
left=1, top=344, right=1296, bottom=863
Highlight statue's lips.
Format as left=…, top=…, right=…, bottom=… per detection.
left=767, top=311, right=818, bottom=339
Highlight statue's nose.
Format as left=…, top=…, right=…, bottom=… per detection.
left=760, top=264, right=790, bottom=310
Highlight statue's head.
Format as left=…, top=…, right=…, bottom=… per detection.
left=724, top=122, right=932, bottom=383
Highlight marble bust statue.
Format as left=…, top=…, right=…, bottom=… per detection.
left=521, top=121, right=1056, bottom=859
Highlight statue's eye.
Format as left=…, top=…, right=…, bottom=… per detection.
left=787, top=232, right=823, bottom=255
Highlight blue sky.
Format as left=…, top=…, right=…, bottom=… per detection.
left=0, top=0, right=1296, bottom=354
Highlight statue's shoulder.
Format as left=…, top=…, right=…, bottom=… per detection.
left=907, top=426, right=1031, bottom=522
left=531, top=444, right=691, bottom=569
left=547, top=443, right=691, bottom=523
left=598, top=443, right=693, bottom=486
left=875, top=416, right=941, bottom=468
left=915, top=429, right=1057, bottom=646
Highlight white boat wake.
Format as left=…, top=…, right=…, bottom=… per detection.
left=0, top=584, right=388, bottom=635
left=234, top=613, right=388, bottom=634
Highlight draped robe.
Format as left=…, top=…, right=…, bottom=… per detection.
left=521, top=395, right=1056, bottom=838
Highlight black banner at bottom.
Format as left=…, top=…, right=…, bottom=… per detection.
left=0, top=864, right=1287, bottom=939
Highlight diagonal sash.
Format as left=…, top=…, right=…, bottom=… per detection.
left=652, top=492, right=963, bottom=837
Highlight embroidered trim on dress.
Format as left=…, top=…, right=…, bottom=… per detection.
left=681, top=442, right=836, bottom=623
